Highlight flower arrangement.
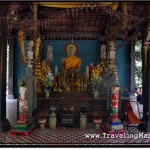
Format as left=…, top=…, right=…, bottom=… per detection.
left=36, top=109, right=49, bottom=119
left=91, top=74, right=102, bottom=91
left=42, top=71, right=54, bottom=89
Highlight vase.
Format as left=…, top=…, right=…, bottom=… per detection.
left=38, top=118, right=47, bottom=129
left=49, top=112, right=57, bottom=130
left=94, top=90, right=99, bottom=99
left=45, top=89, right=50, bottom=98
left=50, top=106, right=56, bottom=113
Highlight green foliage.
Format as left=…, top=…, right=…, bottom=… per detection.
left=91, top=74, right=102, bottom=91
left=36, top=109, right=49, bottom=119
left=135, top=40, right=142, bottom=88
left=42, top=71, right=54, bottom=88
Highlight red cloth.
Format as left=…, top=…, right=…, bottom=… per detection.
left=125, top=101, right=142, bottom=125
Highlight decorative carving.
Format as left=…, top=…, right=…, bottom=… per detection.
left=17, top=30, right=26, bottom=63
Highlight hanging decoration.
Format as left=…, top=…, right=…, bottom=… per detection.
left=4, top=2, right=146, bottom=40
left=17, top=30, right=26, bottom=64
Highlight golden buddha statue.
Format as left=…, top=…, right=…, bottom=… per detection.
left=60, top=43, right=88, bottom=92
left=62, top=43, right=81, bottom=72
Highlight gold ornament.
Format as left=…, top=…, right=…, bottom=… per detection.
left=35, top=37, right=41, bottom=60
left=17, top=30, right=26, bottom=63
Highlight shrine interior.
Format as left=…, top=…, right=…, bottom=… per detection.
left=0, top=1, right=150, bottom=146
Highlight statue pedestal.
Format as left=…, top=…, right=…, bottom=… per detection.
left=101, top=124, right=127, bottom=135
left=10, top=125, right=35, bottom=136
left=106, top=121, right=124, bottom=131
left=101, top=85, right=127, bottom=135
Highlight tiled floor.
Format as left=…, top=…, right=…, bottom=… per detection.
left=0, top=99, right=149, bottom=146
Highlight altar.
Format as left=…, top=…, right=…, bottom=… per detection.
left=37, top=92, right=128, bottom=127
left=17, top=31, right=128, bottom=131
left=37, top=92, right=107, bottom=126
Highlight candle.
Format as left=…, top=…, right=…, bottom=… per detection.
left=55, top=65, right=58, bottom=75
left=27, top=51, right=33, bottom=60
left=86, top=66, right=89, bottom=79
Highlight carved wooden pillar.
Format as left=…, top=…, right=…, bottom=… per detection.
left=147, top=49, right=150, bottom=131
left=139, top=3, right=150, bottom=132
left=0, top=22, right=10, bottom=131
left=7, top=36, right=14, bottom=99
left=130, top=42, right=136, bottom=91
left=33, top=3, right=38, bottom=37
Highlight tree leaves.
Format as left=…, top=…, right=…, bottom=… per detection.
left=135, top=40, right=142, bottom=88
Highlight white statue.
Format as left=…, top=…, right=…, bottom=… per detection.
left=27, top=41, right=34, bottom=68
left=80, top=113, right=87, bottom=129
left=109, top=41, right=116, bottom=62
left=49, top=112, right=57, bottom=129
left=20, top=67, right=37, bottom=121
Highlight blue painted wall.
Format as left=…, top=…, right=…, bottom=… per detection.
left=43, top=40, right=100, bottom=73
left=13, top=40, right=131, bottom=98
left=116, top=40, right=131, bottom=91
left=13, top=40, right=30, bottom=98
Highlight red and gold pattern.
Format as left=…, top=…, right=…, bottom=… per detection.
left=111, top=86, right=120, bottom=122
left=17, top=87, right=28, bottom=124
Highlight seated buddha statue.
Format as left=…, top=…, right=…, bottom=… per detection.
left=61, top=43, right=83, bottom=92
left=62, top=43, right=81, bottom=73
